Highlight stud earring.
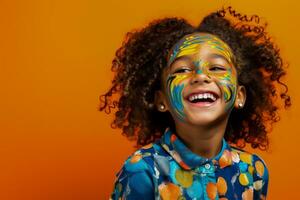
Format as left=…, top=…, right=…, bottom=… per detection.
left=238, top=102, right=243, bottom=109
left=159, top=104, right=165, bottom=110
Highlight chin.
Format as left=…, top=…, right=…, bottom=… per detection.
left=187, top=117, right=219, bottom=127
left=185, top=112, right=228, bottom=127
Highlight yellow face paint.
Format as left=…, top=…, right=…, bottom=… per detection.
left=165, top=33, right=237, bottom=121
left=168, top=34, right=234, bottom=67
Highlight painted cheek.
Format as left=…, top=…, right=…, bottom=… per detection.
left=216, top=69, right=237, bottom=110
left=166, top=73, right=190, bottom=122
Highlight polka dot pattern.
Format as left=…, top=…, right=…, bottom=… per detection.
left=110, top=127, right=269, bottom=200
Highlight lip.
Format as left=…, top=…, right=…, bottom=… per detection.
left=184, top=89, right=220, bottom=108
left=185, top=97, right=219, bottom=108
left=184, top=89, right=220, bottom=100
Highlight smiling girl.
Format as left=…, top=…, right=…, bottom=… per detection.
left=100, top=6, right=291, bottom=200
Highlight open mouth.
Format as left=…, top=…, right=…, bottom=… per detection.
left=185, top=92, right=219, bottom=107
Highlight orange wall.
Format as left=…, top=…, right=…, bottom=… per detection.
left=0, top=0, right=299, bottom=199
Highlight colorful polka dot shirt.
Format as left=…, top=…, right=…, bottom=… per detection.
left=110, top=127, right=269, bottom=200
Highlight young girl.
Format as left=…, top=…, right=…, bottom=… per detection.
left=100, top=6, right=291, bottom=200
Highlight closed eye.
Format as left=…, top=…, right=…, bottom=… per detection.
left=173, top=68, right=192, bottom=73
left=209, top=65, right=226, bottom=71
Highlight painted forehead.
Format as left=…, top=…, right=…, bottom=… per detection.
left=167, top=33, right=234, bottom=67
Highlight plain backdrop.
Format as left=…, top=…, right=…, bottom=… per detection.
left=0, top=0, right=299, bottom=199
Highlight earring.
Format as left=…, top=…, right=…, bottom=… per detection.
left=238, top=102, right=243, bottom=109
left=159, top=104, right=165, bottom=110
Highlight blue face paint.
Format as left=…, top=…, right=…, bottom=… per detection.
left=166, top=74, right=187, bottom=122
left=165, top=33, right=238, bottom=122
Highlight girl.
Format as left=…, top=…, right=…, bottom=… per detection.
left=100, top=6, right=291, bottom=200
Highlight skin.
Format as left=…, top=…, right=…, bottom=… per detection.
left=155, top=32, right=246, bottom=158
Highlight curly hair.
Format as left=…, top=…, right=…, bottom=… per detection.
left=99, top=6, right=291, bottom=151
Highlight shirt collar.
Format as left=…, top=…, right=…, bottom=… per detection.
left=160, top=127, right=233, bottom=170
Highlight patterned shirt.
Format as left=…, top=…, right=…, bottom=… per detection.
left=110, top=127, right=269, bottom=200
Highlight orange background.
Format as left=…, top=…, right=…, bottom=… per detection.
left=0, top=0, right=299, bottom=199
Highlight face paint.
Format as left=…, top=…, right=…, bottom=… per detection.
left=167, top=34, right=234, bottom=67
left=165, top=33, right=237, bottom=121
left=166, top=73, right=188, bottom=122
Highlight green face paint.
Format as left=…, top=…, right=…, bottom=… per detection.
left=165, top=33, right=237, bottom=122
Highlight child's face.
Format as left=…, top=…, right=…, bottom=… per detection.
left=156, top=32, right=246, bottom=126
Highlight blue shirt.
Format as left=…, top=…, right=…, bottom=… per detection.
left=110, top=127, right=269, bottom=200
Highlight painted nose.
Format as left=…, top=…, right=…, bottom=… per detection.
left=190, top=71, right=211, bottom=85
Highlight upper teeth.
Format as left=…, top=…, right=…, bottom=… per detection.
left=188, top=93, right=217, bottom=102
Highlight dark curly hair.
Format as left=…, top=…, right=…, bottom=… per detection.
left=99, top=6, right=291, bottom=151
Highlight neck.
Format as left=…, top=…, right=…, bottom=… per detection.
left=174, top=118, right=229, bottom=159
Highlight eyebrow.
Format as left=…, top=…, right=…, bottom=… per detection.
left=168, top=56, right=190, bottom=69
left=209, top=53, right=231, bottom=64
left=168, top=53, right=233, bottom=71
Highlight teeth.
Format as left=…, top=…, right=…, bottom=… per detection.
left=188, top=92, right=217, bottom=102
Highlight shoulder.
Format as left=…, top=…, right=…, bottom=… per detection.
left=229, top=146, right=269, bottom=198
left=120, top=142, right=165, bottom=173
left=110, top=143, right=159, bottom=199
left=230, top=146, right=268, bottom=168
left=230, top=146, right=269, bottom=182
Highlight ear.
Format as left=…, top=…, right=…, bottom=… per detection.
left=234, top=85, right=246, bottom=109
left=154, top=90, right=169, bottom=112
